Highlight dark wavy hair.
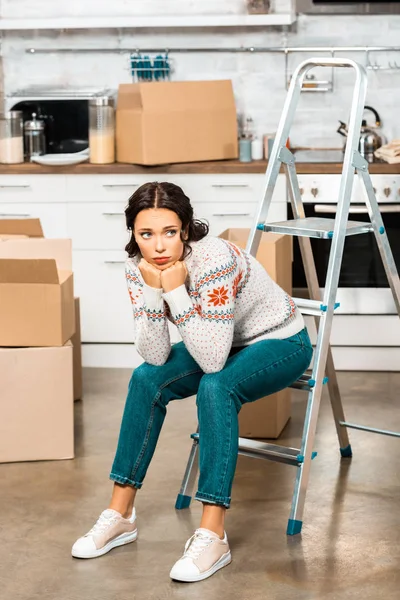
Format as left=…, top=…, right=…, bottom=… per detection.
left=125, top=181, right=209, bottom=258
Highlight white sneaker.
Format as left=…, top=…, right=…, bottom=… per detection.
left=71, top=508, right=138, bottom=559
left=170, top=528, right=232, bottom=582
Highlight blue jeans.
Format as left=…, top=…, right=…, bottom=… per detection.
left=110, top=328, right=313, bottom=508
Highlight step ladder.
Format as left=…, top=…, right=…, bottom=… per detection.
left=175, top=58, right=400, bottom=535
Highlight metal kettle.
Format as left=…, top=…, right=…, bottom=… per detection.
left=337, top=106, right=385, bottom=162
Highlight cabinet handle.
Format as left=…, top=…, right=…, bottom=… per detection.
left=212, top=212, right=251, bottom=217
left=211, top=184, right=249, bottom=188
left=0, top=184, right=31, bottom=189
left=104, top=260, right=125, bottom=264
left=0, top=212, right=31, bottom=217
left=102, top=184, right=139, bottom=188
left=102, top=212, right=125, bottom=216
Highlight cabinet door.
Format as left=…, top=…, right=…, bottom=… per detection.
left=73, top=250, right=181, bottom=344
left=72, top=250, right=133, bottom=343
left=0, top=203, right=68, bottom=237
left=0, top=175, right=66, bottom=203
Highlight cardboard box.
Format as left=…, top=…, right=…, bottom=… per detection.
left=219, top=228, right=293, bottom=439
left=219, top=228, right=292, bottom=295
left=0, top=237, right=72, bottom=270
left=0, top=343, right=74, bottom=463
left=71, top=297, right=83, bottom=401
left=0, top=258, right=75, bottom=347
left=116, top=80, right=238, bottom=165
left=0, top=218, right=43, bottom=238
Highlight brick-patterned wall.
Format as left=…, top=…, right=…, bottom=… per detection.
left=1, top=1, right=399, bottom=146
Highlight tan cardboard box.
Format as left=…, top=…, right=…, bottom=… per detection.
left=0, top=343, right=74, bottom=463
left=0, top=258, right=75, bottom=347
left=71, top=297, right=83, bottom=401
left=0, top=237, right=72, bottom=270
left=0, top=218, right=43, bottom=238
left=219, top=228, right=293, bottom=439
left=116, top=80, right=238, bottom=165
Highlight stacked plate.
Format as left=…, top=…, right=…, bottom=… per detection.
left=31, top=148, right=89, bottom=166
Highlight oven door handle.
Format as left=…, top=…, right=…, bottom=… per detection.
left=314, top=204, right=400, bottom=214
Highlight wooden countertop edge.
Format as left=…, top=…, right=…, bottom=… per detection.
left=0, top=160, right=399, bottom=175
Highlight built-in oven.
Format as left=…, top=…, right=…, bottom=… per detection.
left=289, top=174, right=400, bottom=314
left=297, top=1, right=400, bottom=15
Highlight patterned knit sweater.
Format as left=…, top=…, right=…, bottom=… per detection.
left=125, top=235, right=304, bottom=373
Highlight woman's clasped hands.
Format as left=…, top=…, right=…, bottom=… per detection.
left=138, top=259, right=188, bottom=293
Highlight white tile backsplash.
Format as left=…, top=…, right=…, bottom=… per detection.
left=1, top=2, right=400, bottom=147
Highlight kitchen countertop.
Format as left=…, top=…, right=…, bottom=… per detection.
left=0, top=158, right=400, bottom=175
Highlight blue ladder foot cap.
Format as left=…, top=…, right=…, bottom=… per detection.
left=287, top=519, right=302, bottom=536
left=340, top=444, right=353, bottom=458
left=175, top=494, right=192, bottom=510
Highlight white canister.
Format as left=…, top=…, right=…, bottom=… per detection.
left=251, top=137, right=263, bottom=161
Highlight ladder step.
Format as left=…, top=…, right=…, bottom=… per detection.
left=191, top=433, right=317, bottom=466
left=293, top=297, right=340, bottom=316
left=260, top=217, right=374, bottom=239
left=238, top=438, right=301, bottom=466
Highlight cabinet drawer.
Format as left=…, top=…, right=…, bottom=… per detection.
left=67, top=202, right=131, bottom=250
left=188, top=174, right=286, bottom=204
left=0, top=203, right=68, bottom=237
left=194, top=201, right=286, bottom=237
left=0, top=175, right=66, bottom=203
left=66, top=175, right=145, bottom=203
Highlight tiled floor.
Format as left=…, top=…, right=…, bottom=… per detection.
left=1, top=368, right=400, bottom=600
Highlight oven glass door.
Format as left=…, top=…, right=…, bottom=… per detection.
left=288, top=202, right=400, bottom=288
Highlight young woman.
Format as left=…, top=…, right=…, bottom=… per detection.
left=72, top=181, right=313, bottom=582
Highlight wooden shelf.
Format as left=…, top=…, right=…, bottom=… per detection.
left=0, top=14, right=296, bottom=31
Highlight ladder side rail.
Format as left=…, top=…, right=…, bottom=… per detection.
left=357, top=164, right=400, bottom=314
left=285, top=161, right=351, bottom=451
left=288, top=59, right=368, bottom=523
left=246, top=59, right=308, bottom=257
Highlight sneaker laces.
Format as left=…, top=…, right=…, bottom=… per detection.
left=184, top=530, right=214, bottom=560
left=86, top=509, right=120, bottom=536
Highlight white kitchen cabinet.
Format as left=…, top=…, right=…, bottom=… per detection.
left=194, top=200, right=286, bottom=237
left=0, top=175, right=66, bottom=203
left=66, top=174, right=148, bottom=203
left=72, top=250, right=133, bottom=343
left=0, top=171, right=288, bottom=347
left=0, top=202, right=68, bottom=237
left=67, top=202, right=130, bottom=250
left=72, top=249, right=181, bottom=344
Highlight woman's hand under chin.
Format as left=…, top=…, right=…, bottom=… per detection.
left=160, top=261, right=188, bottom=292
left=138, top=259, right=162, bottom=289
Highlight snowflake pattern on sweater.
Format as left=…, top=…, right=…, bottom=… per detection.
left=125, top=236, right=304, bottom=373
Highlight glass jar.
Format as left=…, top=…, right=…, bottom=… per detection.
left=246, top=0, right=270, bottom=14
left=89, top=97, right=115, bottom=164
left=0, top=111, right=24, bottom=164
left=24, top=113, right=46, bottom=160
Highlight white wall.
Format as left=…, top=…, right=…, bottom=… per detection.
left=1, top=1, right=399, bottom=147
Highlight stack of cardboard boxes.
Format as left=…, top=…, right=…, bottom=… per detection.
left=0, top=219, right=82, bottom=463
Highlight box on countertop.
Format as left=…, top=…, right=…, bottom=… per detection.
left=0, top=343, right=74, bottom=463
left=116, top=80, right=238, bottom=165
